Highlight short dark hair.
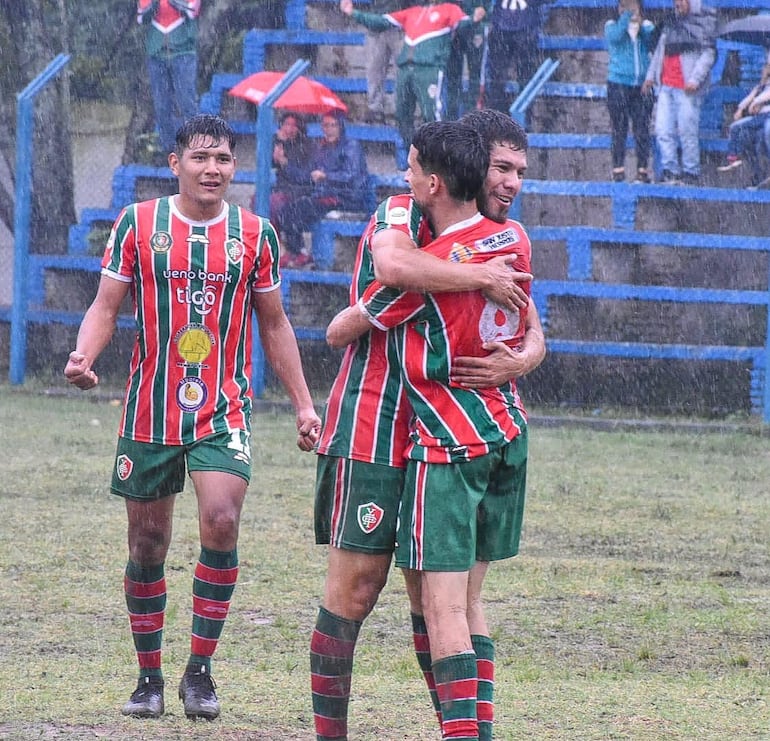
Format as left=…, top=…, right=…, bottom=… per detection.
left=459, top=108, right=528, bottom=153
left=411, top=121, right=488, bottom=202
left=175, top=115, right=237, bottom=155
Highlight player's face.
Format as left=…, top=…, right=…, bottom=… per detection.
left=478, top=143, right=527, bottom=224
left=404, top=145, right=433, bottom=210
left=170, top=135, right=236, bottom=221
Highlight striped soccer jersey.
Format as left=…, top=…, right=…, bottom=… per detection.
left=316, top=194, right=431, bottom=467
left=102, top=196, right=280, bottom=445
left=362, top=212, right=532, bottom=464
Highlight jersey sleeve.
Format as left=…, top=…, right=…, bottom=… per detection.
left=360, top=281, right=425, bottom=331
left=253, top=216, right=282, bottom=293
left=101, top=206, right=136, bottom=283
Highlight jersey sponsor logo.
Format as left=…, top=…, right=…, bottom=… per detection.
left=357, top=502, right=385, bottom=534
left=150, top=231, right=173, bottom=253
left=448, top=242, right=475, bottom=263
left=116, top=454, right=134, bottom=481
left=479, top=302, right=519, bottom=343
left=176, top=376, right=208, bottom=412
left=225, top=238, right=245, bottom=264
left=187, top=233, right=210, bottom=247
left=385, top=206, right=409, bottom=226
left=175, top=284, right=219, bottom=316
left=175, top=323, right=215, bottom=365
left=475, top=228, right=519, bottom=252
left=163, top=268, right=233, bottom=284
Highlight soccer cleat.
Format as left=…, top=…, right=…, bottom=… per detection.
left=121, top=675, right=164, bottom=718
left=178, top=666, right=220, bottom=720
left=717, top=156, right=742, bottom=172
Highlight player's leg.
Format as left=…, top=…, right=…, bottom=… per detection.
left=312, top=455, right=402, bottom=740
left=179, top=432, right=251, bottom=720
left=112, top=437, right=185, bottom=718
left=467, top=561, right=493, bottom=741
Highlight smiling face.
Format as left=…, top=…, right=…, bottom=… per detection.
left=477, top=142, right=527, bottom=223
left=169, top=134, right=236, bottom=221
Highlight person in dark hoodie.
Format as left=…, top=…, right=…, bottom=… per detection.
left=642, top=0, right=716, bottom=185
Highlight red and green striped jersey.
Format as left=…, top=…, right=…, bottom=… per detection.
left=362, top=213, right=531, bottom=464
left=316, top=194, right=431, bottom=467
left=101, top=196, right=280, bottom=445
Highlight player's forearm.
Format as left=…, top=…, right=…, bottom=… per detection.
left=326, top=303, right=373, bottom=348
left=73, top=299, right=121, bottom=367
left=516, top=325, right=546, bottom=376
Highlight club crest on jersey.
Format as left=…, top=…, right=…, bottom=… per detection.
left=385, top=206, right=409, bottom=226
left=357, top=502, right=385, bottom=534
left=448, top=242, right=475, bottom=263
left=176, top=376, right=208, bottom=413
left=150, top=231, right=173, bottom=253
left=175, top=323, right=215, bottom=365
left=116, top=454, right=134, bottom=481
left=475, top=228, right=519, bottom=253
left=225, top=238, right=245, bottom=263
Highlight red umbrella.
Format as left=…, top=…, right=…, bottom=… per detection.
left=228, top=71, right=348, bottom=115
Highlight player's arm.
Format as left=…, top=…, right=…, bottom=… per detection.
left=326, top=301, right=374, bottom=349
left=252, top=288, right=321, bottom=450
left=370, top=229, right=531, bottom=311
left=64, top=274, right=130, bottom=390
left=450, top=299, right=546, bottom=388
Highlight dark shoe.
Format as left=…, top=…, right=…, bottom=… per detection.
left=662, top=170, right=681, bottom=185
left=681, top=172, right=699, bottom=186
left=717, top=156, right=742, bottom=172
left=633, top=168, right=651, bottom=184
left=612, top=167, right=625, bottom=182
left=178, top=666, right=220, bottom=720
left=121, top=676, right=164, bottom=718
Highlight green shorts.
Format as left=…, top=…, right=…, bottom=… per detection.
left=110, top=430, right=252, bottom=501
left=314, top=454, right=405, bottom=554
left=395, top=428, right=528, bottom=571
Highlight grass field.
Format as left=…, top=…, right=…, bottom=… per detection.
left=1, top=385, right=769, bottom=740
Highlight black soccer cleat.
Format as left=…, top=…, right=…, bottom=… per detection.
left=178, top=665, right=220, bottom=720
left=121, top=675, right=165, bottom=718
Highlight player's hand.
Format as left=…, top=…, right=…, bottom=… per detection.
left=296, top=409, right=322, bottom=452
left=451, top=342, right=524, bottom=388
left=479, top=255, right=531, bottom=312
left=64, top=351, right=99, bottom=390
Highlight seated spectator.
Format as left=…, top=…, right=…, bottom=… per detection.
left=717, top=60, right=770, bottom=189
left=605, top=0, right=655, bottom=183
left=276, top=112, right=369, bottom=269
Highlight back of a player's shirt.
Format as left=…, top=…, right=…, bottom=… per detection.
left=362, top=213, right=531, bottom=463
left=316, top=194, right=429, bottom=467
left=102, top=196, right=280, bottom=445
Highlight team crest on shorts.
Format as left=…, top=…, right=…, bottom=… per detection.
left=116, top=454, right=134, bottom=481
left=357, top=502, right=384, bottom=534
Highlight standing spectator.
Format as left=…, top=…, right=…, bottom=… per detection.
left=340, top=0, right=469, bottom=168
left=363, top=0, right=411, bottom=124
left=63, top=115, right=321, bottom=721
left=717, top=60, right=770, bottom=188
left=484, top=0, right=550, bottom=116
left=642, top=0, right=716, bottom=185
left=276, top=112, right=369, bottom=268
left=138, top=0, right=201, bottom=161
left=446, top=2, right=491, bottom=119
left=604, top=0, right=656, bottom=183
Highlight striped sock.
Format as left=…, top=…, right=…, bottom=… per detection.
left=472, top=635, right=495, bottom=741
left=188, top=546, right=239, bottom=673
left=411, top=613, right=442, bottom=726
left=310, top=607, right=362, bottom=741
left=434, top=653, right=479, bottom=740
left=124, top=560, right=166, bottom=679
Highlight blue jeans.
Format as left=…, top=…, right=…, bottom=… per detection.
left=147, top=52, right=198, bottom=154
left=728, top=113, right=770, bottom=185
left=655, top=84, right=705, bottom=177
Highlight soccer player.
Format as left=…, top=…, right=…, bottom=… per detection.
left=328, top=119, right=534, bottom=740
left=64, top=114, right=321, bottom=721
left=311, top=111, right=543, bottom=740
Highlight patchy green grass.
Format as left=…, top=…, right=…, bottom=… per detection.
left=1, top=385, right=769, bottom=740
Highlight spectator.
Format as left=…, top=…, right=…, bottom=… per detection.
left=717, top=60, right=770, bottom=189
left=484, top=0, right=550, bottom=116
left=138, top=0, right=201, bottom=161
left=340, top=0, right=469, bottom=168
left=363, top=0, right=412, bottom=124
left=604, top=0, right=656, bottom=183
left=276, top=112, right=369, bottom=269
left=446, top=2, right=490, bottom=119
left=642, top=0, right=716, bottom=185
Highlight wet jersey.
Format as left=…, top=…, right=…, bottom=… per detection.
left=316, top=195, right=431, bottom=467
left=362, top=212, right=531, bottom=464
left=101, top=196, right=280, bottom=445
